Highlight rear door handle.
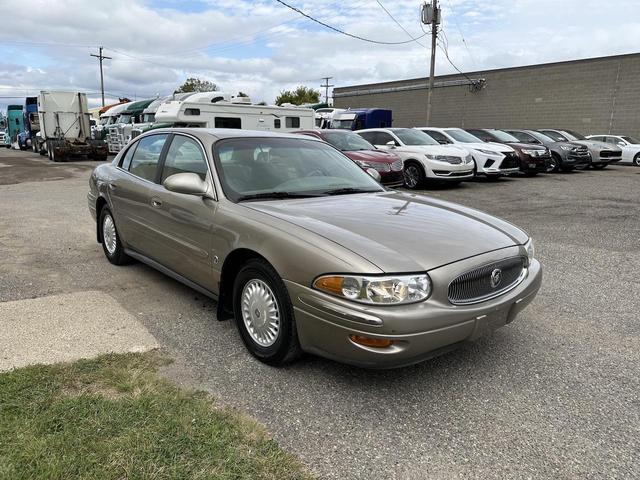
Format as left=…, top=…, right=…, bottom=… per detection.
left=151, top=199, right=163, bottom=208
left=108, top=182, right=117, bottom=190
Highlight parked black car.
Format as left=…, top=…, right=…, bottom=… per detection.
left=466, top=128, right=551, bottom=175
left=502, top=129, right=590, bottom=172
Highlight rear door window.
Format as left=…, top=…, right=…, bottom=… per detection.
left=161, top=135, right=208, bottom=182
left=120, top=143, right=137, bottom=170
left=128, top=134, right=168, bottom=182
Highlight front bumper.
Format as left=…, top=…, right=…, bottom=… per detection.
left=287, top=247, right=542, bottom=368
left=519, top=153, right=550, bottom=173
left=379, top=170, right=405, bottom=188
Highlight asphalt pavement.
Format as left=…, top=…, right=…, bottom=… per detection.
left=0, top=148, right=638, bottom=479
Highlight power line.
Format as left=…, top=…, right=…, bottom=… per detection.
left=273, top=0, right=427, bottom=45
left=375, top=0, right=425, bottom=47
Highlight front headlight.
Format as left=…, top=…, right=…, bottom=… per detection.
left=476, top=148, right=499, bottom=155
left=521, top=148, right=542, bottom=156
left=425, top=154, right=461, bottom=163
left=313, top=273, right=432, bottom=305
left=524, top=238, right=535, bottom=262
left=560, top=145, right=572, bottom=151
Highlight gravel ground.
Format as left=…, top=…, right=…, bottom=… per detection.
left=0, top=148, right=638, bottom=479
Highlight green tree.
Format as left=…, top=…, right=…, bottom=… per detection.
left=275, top=86, right=320, bottom=106
left=175, top=77, right=218, bottom=94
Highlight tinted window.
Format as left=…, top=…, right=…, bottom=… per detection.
left=395, top=129, right=437, bottom=145
left=621, top=136, right=640, bottom=144
left=508, top=131, right=536, bottom=143
left=120, top=143, right=137, bottom=170
left=540, top=130, right=567, bottom=142
left=373, top=131, right=395, bottom=146
left=129, top=134, right=168, bottom=182
left=274, top=119, right=281, bottom=128
left=215, top=117, right=241, bottom=129
left=467, top=129, right=493, bottom=142
left=161, top=136, right=208, bottom=182
left=487, top=129, right=520, bottom=142
left=285, top=117, right=301, bottom=128
left=356, top=131, right=377, bottom=144
left=422, top=130, right=450, bottom=144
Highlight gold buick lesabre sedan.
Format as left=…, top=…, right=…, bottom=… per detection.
left=88, top=128, right=542, bottom=368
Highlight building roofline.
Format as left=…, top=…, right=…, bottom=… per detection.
left=334, top=51, right=640, bottom=92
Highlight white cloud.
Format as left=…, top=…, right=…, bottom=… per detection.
left=0, top=0, right=638, bottom=111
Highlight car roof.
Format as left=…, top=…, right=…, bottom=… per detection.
left=140, top=127, right=324, bottom=142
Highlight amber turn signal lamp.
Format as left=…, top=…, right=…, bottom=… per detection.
left=314, top=276, right=344, bottom=295
left=349, top=335, right=394, bottom=348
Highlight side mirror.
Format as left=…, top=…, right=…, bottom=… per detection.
left=365, top=168, right=382, bottom=182
left=386, top=140, right=396, bottom=148
left=163, top=172, right=208, bottom=196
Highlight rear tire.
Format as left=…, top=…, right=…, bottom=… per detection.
left=403, top=161, right=425, bottom=189
left=99, top=207, right=131, bottom=266
left=233, top=259, right=301, bottom=366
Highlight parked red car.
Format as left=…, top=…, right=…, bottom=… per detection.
left=296, top=130, right=405, bottom=187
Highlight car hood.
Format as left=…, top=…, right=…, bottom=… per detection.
left=244, top=191, right=528, bottom=273
left=506, top=142, right=546, bottom=152
left=397, top=144, right=468, bottom=157
left=456, top=142, right=514, bottom=154
left=570, top=139, right=619, bottom=151
left=343, top=149, right=399, bottom=164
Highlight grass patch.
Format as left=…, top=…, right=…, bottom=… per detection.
left=0, top=352, right=313, bottom=480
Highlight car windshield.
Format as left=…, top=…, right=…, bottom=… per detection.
left=488, top=129, right=519, bottom=142
left=213, top=137, right=384, bottom=202
left=395, top=129, right=438, bottom=145
left=330, top=119, right=354, bottom=129
left=621, top=136, right=640, bottom=144
left=143, top=113, right=155, bottom=123
left=444, top=129, right=483, bottom=143
left=528, top=131, right=555, bottom=143
left=562, top=129, right=586, bottom=140
left=541, top=130, right=567, bottom=142
left=323, top=132, right=374, bottom=151
left=117, top=114, right=132, bottom=124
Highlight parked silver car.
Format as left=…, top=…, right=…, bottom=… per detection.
left=88, top=128, right=542, bottom=368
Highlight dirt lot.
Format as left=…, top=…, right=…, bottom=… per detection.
left=1, top=148, right=638, bottom=479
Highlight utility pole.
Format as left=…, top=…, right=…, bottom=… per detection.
left=422, top=1, right=440, bottom=125
left=90, top=46, right=112, bottom=107
left=320, top=76, right=334, bottom=105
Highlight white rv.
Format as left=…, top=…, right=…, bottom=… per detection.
left=154, top=92, right=315, bottom=132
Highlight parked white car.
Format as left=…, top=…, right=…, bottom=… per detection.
left=414, top=127, right=520, bottom=177
left=586, top=134, right=640, bottom=166
left=356, top=128, right=474, bottom=188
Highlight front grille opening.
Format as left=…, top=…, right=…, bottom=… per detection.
left=448, top=256, right=526, bottom=305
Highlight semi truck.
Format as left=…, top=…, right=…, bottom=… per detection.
left=37, top=91, right=108, bottom=162
left=4, top=105, right=25, bottom=148
left=17, top=96, right=39, bottom=151
left=105, top=98, right=155, bottom=153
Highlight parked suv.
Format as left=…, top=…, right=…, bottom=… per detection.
left=356, top=128, right=474, bottom=188
left=466, top=128, right=551, bottom=175
left=539, top=129, right=621, bottom=169
left=586, top=134, right=640, bottom=166
left=503, top=129, right=590, bottom=172
left=296, top=129, right=405, bottom=187
left=415, top=127, right=520, bottom=178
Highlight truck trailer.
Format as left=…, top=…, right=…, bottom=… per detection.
left=37, top=91, right=108, bottom=162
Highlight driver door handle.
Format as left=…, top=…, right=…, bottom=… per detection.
left=151, top=199, right=163, bottom=208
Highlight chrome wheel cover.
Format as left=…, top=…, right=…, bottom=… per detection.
left=241, top=279, right=280, bottom=347
left=102, top=214, right=117, bottom=255
left=404, top=165, right=420, bottom=188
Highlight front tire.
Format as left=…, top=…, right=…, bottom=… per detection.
left=99, top=207, right=131, bottom=265
left=548, top=154, right=561, bottom=173
left=233, top=259, right=301, bottom=366
left=633, top=153, right=640, bottom=166
left=403, top=161, right=425, bottom=189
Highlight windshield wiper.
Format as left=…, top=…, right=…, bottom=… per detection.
left=322, top=187, right=381, bottom=196
left=237, top=191, right=323, bottom=202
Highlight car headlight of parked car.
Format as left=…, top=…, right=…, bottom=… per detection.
left=521, top=149, right=544, bottom=156
left=425, top=154, right=463, bottom=164
left=355, top=160, right=391, bottom=172
left=560, top=145, right=573, bottom=151
left=313, top=273, right=432, bottom=305
left=476, top=148, right=499, bottom=156
left=524, top=238, right=535, bottom=263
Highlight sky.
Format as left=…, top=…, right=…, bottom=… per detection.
left=0, top=0, right=639, bottom=111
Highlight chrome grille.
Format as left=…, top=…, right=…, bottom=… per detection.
left=448, top=256, right=526, bottom=305
left=391, top=159, right=403, bottom=171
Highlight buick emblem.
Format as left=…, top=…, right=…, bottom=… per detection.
left=490, top=268, right=502, bottom=288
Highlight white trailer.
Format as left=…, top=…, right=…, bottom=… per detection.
left=37, top=91, right=108, bottom=162
left=154, top=92, right=315, bottom=132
